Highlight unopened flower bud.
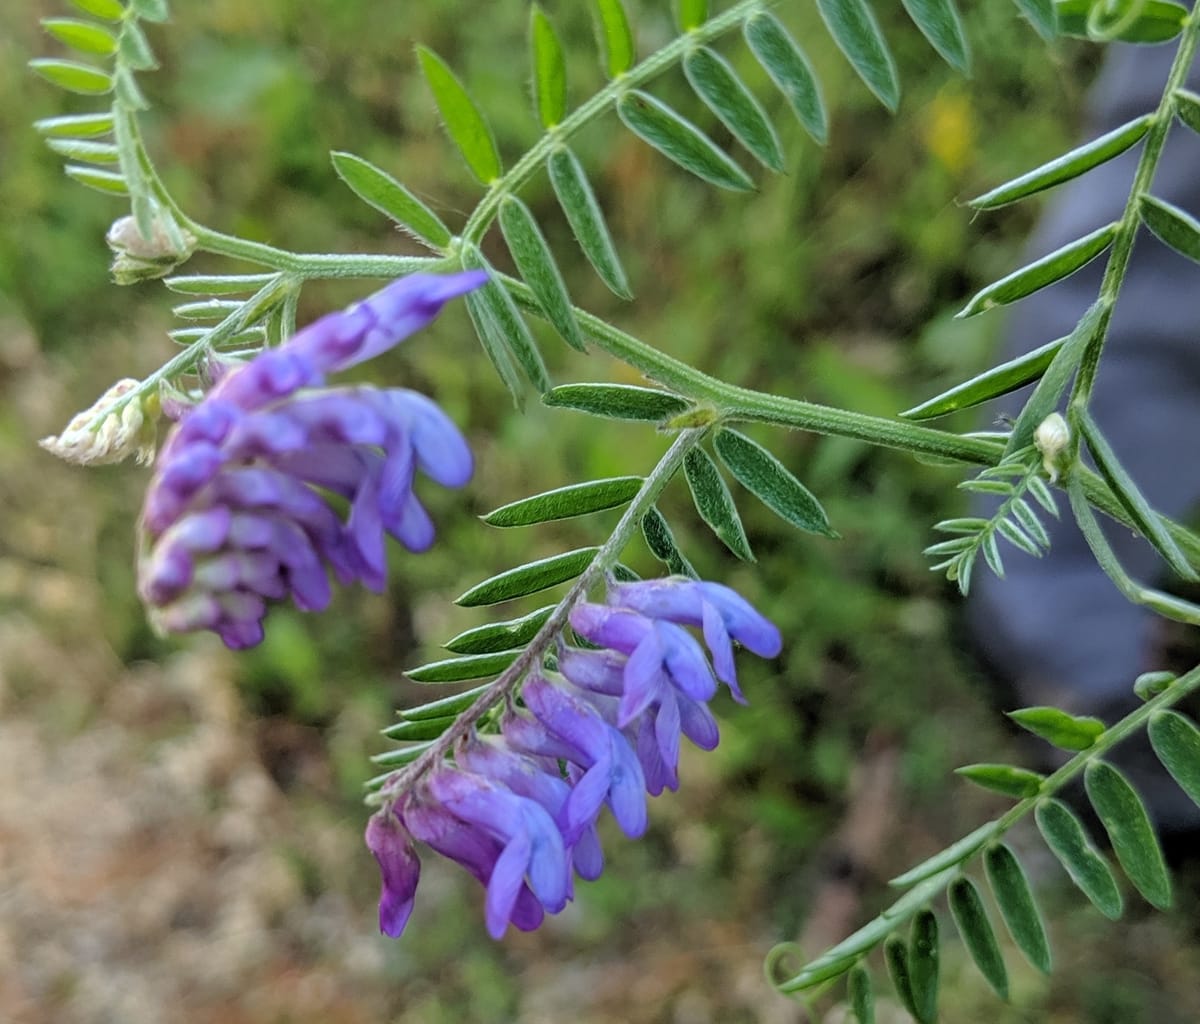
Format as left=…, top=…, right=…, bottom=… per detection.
left=107, top=213, right=196, bottom=284
left=1034, top=412, right=1070, bottom=483
left=40, top=378, right=159, bottom=466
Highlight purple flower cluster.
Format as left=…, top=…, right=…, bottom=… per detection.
left=367, top=576, right=781, bottom=939
left=137, top=272, right=486, bottom=649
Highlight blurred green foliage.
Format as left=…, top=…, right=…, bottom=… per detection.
left=11, top=1, right=1200, bottom=1021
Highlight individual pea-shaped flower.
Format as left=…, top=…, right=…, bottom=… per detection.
left=575, top=577, right=783, bottom=703
left=404, top=766, right=572, bottom=939
left=365, top=809, right=421, bottom=938
left=559, top=645, right=720, bottom=796
left=136, top=272, right=485, bottom=649
left=504, top=673, right=649, bottom=843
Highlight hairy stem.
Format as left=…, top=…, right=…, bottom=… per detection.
left=371, top=427, right=706, bottom=804
left=1071, top=10, right=1200, bottom=403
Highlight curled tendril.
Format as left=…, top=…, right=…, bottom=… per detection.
left=763, top=941, right=809, bottom=992
left=1086, top=0, right=1150, bottom=41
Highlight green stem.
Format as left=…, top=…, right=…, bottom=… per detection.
left=1072, top=11, right=1200, bottom=402
left=459, top=0, right=764, bottom=245
left=777, top=657, right=1200, bottom=993
left=500, top=275, right=1003, bottom=464
left=371, top=427, right=706, bottom=803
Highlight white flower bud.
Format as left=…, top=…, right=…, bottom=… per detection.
left=39, top=378, right=159, bottom=467
left=1034, top=412, right=1070, bottom=483
left=106, top=213, right=196, bottom=285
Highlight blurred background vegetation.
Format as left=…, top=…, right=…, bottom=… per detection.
left=4, top=1, right=1200, bottom=1022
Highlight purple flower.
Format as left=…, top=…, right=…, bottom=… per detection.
left=405, top=767, right=571, bottom=939
left=137, top=272, right=485, bottom=648
left=559, top=644, right=720, bottom=795
left=457, top=735, right=605, bottom=880
left=401, top=793, right=549, bottom=935
left=365, top=809, right=421, bottom=938
left=582, top=578, right=783, bottom=702
left=507, top=674, right=648, bottom=842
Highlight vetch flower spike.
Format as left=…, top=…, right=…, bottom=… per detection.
left=367, top=576, right=780, bottom=942
left=137, top=272, right=485, bottom=648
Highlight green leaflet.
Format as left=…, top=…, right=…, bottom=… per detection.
left=1008, top=705, right=1106, bottom=751
left=1177, top=89, right=1200, bottom=135
left=592, top=0, right=635, bottom=77
left=456, top=547, right=598, bottom=606
left=530, top=6, right=567, bottom=128
left=1085, top=761, right=1172, bottom=909
left=902, top=335, right=1065, bottom=420
left=899, top=0, right=970, bottom=73
left=956, top=763, right=1044, bottom=799
left=394, top=683, right=491, bottom=722
left=1035, top=798, right=1123, bottom=919
left=1011, top=0, right=1057, bottom=39
left=331, top=151, right=452, bottom=249
left=743, top=13, right=827, bottom=145
left=714, top=428, right=835, bottom=537
left=499, top=196, right=585, bottom=351
left=34, top=112, right=115, bottom=136
left=164, top=273, right=279, bottom=295
left=64, top=165, right=127, bottom=194
left=367, top=740, right=434, bottom=773
left=45, top=138, right=118, bottom=163
left=883, top=937, right=920, bottom=1022
left=464, top=288, right=526, bottom=408
left=405, top=649, right=521, bottom=684
left=617, top=91, right=754, bottom=192
left=949, top=877, right=1009, bottom=999
left=483, top=477, right=643, bottom=527
left=461, top=245, right=551, bottom=395
left=542, top=382, right=688, bottom=421
left=675, top=0, right=708, bottom=31
left=683, top=47, right=783, bottom=172
left=1135, top=670, right=1177, bottom=702
left=970, top=115, right=1153, bottom=210
left=118, top=21, right=157, bottom=70
left=684, top=447, right=754, bottom=561
left=1079, top=408, right=1196, bottom=580
left=417, top=46, right=502, bottom=184
left=847, top=964, right=874, bottom=1024
left=445, top=606, right=555, bottom=655
left=641, top=505, right=698, bottom=578
left=814, top=0, right=900, bottom=112
left=1149, top=710, right=1200, bottom=808
left=907, top=910, right=939, bottom=1024
left=958, top=222, right=1118, bottom=318
left=380, top=714, right=458, bottom=742
left=1056, top=0, right=1186, bottom=43
left=69, top=0, right=125, bottom=19
left=29, top=58, right=113, bottom=95
left=42, top=18, right=118, bottom=56
left=173, top=299, right=243, bottom=321
left=985, top=843, right=1052, bottom=974
left=547, top=147, right=632, bottom=299
left=1139, top=193, right=1200, bottom=265
left=1002, top=300, right=1106, bottom=458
